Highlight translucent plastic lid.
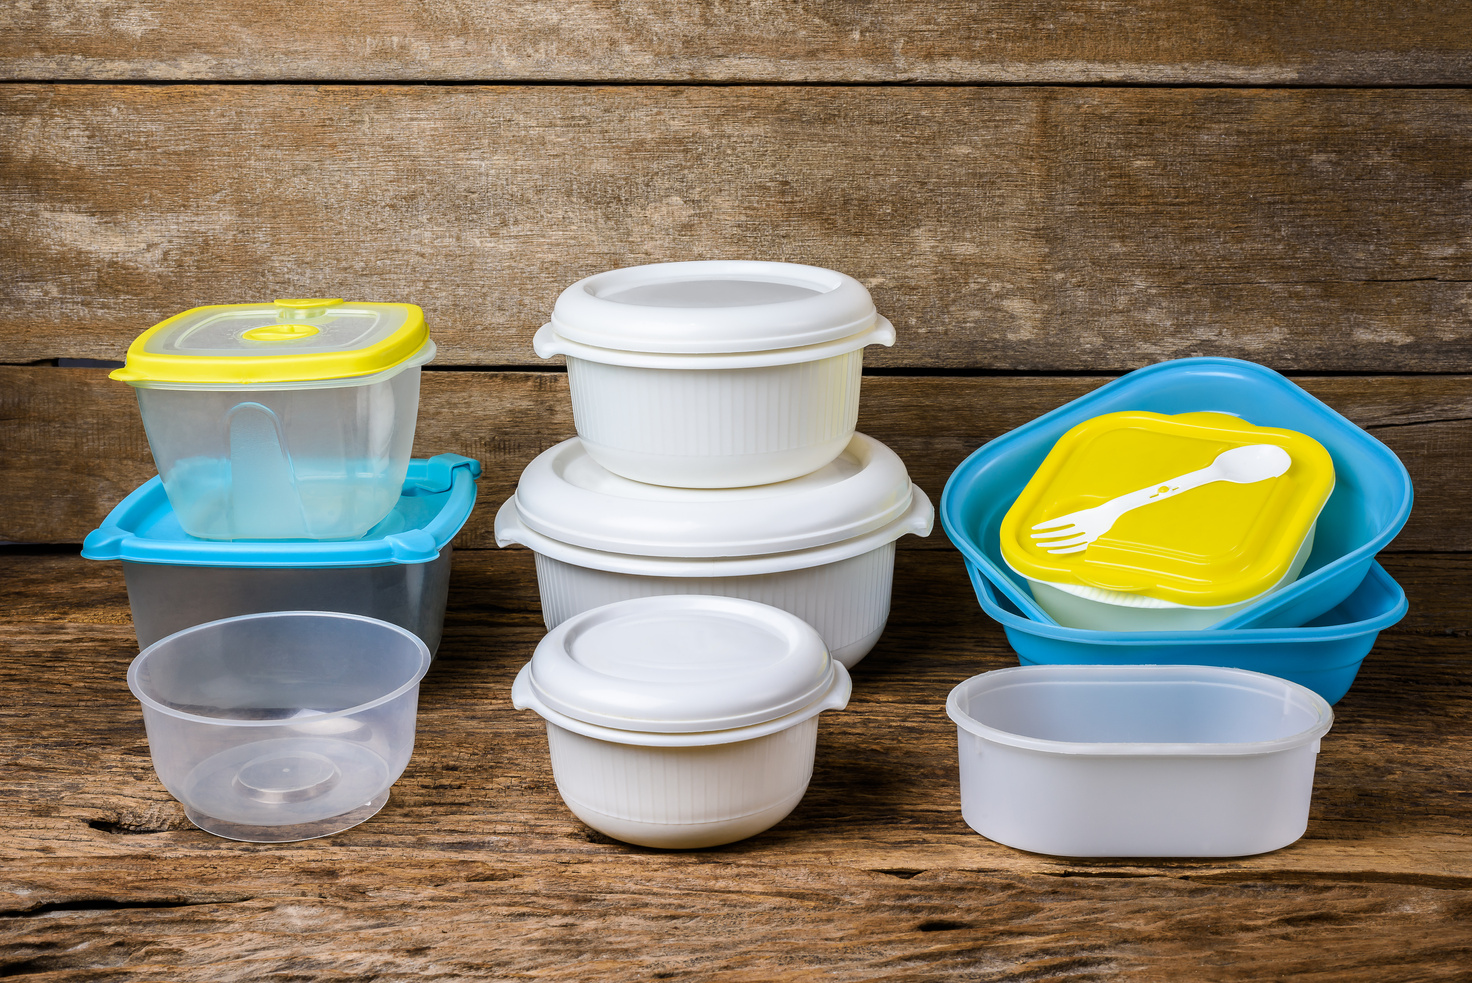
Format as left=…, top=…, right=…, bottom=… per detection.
left=511, top=433, right=916, bottom=557
left=544, top=260, right=881, bottom=354
left=111, top=299, right=432, bottom=386
left=999, top=411, right=1335, bottom=606
left=523, top=595, right=835, bottom=733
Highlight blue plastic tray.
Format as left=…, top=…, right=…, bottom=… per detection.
left=941, top=357, right=1413, bottom=630
left=970, top=559, right=1406, bottom=704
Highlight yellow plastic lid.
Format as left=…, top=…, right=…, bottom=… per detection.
left=110, top=299, right=431, bottom=387
left=1000, top=411, right=1335, bottom=606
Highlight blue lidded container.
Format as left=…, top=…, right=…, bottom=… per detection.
left=942, top=357, right=1413, bottom=631
left=83, top=454, right=480, bottom=654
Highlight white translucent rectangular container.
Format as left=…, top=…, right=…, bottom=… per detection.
left=946, top=665, right=1334, bottom=858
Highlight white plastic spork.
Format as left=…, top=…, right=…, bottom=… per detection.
left=1029, top=444, right=1293, bottom=554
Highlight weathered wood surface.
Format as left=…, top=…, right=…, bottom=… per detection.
left=4, top=85, right=1471, bottom=372
left=2, top=366, right=1466, bottom=551
left=4, top=1, right=1472, bottom=85
left=1, top=548, right=1468, bottom=981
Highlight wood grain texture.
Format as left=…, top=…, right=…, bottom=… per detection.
left=4, top=1, right=1472, bottom=84
left=3, top=366, right=1467, bottom=551
left=3, top=85, right=1471, bottom=371
left=1, top=549, right=1468, bottom=981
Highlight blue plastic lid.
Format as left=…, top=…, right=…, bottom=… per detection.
left=83, top=454, right=480, bottom=568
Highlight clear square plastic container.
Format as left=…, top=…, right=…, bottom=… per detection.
left=112, top=299, right=435, bottom=540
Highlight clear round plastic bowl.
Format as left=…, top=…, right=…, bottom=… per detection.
left=127, top=611, right=431, bottom=842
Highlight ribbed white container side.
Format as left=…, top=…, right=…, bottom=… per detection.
left=544, top=717, right=818, bottom=829
left=564, top=351, right=862, bottom=486
left=531, top=543, right=896, bottom=667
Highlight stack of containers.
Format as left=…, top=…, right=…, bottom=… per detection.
left=502, top=261, right=933, bottom=847
left=938, top=356, right=1414, bottom=858
left=497, top=261, right=935, bottom=669
left=86, top=299, right=479, bottom=842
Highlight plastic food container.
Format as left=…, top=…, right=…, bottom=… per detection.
left=942, top=358, right=1413, bottom=631
left=494, top=434, right=933, bottom=667
left=969, top=560, right=1407, bottom=704
left=112, top=299, right=435, bottom=540
left=533, top=261, right=895, bottom=487
left=999, top=411, right=1335, bottom=631
left=512, top=594, right=851, bottom=849
left=83, top=455, right=479, bottom=653
left=947, top=665, right=1334, bottom=857
left=128, top=611, right=431, bottom=842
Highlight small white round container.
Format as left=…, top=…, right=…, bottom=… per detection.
left=946, top=664, right=1334, bottom=858
left=513, top=595, right=851, bottom=849
left=533, top=261, right=895, bottom=488
left=111, top=299, right=435, bottom=541
left=495, top=433, right=933, bottom=668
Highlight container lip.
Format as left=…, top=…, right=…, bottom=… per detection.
left=508, top=433, right=920, bottom=559
left=945, top=664, right=1334, bottom=756
left=494, top=484, right=933, bottom=576
left=126, top=611, right=432, bottom=726
left=512, top=660, right=852, bottom=747
left=546, top=261, right=880, bottom=354
left=82, top=454, right=480, bottom=568
left=968, top=559, right=1408, bottom=644
left=940, top=356, right=1415, bottom=630
left=533, top=317, right=894, bottom=369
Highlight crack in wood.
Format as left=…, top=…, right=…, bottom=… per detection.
left=0, top=897, right=250, bottom=919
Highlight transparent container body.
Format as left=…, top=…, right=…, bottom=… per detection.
left=121, top=547, right=452, bottom=654
left=947, top=665, right=1333, bottom=858
left=128, top=611, right=431, bottom=842
left=564, top=351, right=862, bottom=488
left=133, top=365, right=421, bottom=540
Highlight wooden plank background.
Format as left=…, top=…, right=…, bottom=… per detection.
left=2, top=3, right=1470, bottom=980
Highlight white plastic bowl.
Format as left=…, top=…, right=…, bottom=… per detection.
left=512, top=595, right=851, bottom=849
left=128, top=612, right=431, bottom=842
left=1019, top=524, right=1318, bottom=631
left=534, top=261, right=895, bottom=488
left=946, top=665, right=1334, bottom=858
left=495, top=434, right=934, bottom=667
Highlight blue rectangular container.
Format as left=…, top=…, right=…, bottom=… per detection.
left=941, top=357, right=1413, bottom=630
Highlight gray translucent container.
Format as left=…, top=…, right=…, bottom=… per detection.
left=83, top=454, right=481, bottom=654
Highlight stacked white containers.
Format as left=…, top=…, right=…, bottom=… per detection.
left=500, top=261, right=934, bottom=668
left=506, top=261, right=932, bottom=847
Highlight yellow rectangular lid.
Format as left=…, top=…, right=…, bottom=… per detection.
left=1000, top=411, right=1335, bottom=606
left=111, top=299, right=431, bottom=387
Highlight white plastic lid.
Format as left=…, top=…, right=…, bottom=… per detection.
left=512, top=433, right=916, bottom=558
left=524, top=595, right=836, bottom=733
left=546, top=261, right=880, bottom=354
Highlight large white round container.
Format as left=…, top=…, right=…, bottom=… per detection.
left=512, top=594, right=851, bottom=849
left=946, top=665, right=1334, bottom=858
left=495, top=434, right=934, bottom=668
left=112, top=299, right=435, bottom=541
left=533, top=261, right=895, bottom=488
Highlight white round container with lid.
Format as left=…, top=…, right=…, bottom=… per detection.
left=512, top=594, right=852, bottom=849
left=495, top=433, right=934, bottom=667
left=533, top=261, right=895, bottom=487
left=111, top=299, right=435, bottom=541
